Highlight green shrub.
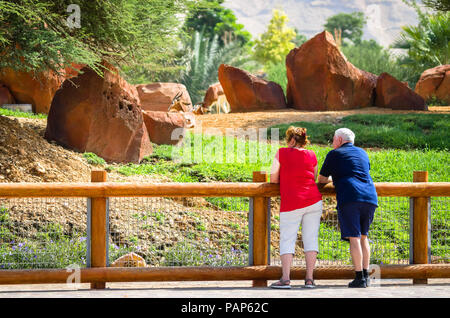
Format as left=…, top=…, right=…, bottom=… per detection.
left=83, top=152, right=106, bottom=165
left=266, top=62, right=288, bottom=94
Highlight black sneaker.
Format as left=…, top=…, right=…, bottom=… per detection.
left=363, top=269, right=370, bottom=287
left=348, top=278, right=367, bottom=288
left=364, top=275, right=370, bottom=287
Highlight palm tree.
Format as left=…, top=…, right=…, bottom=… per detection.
left=393, top=10, right=449, bottom=79
left=179, top=30, right=256, bottom=105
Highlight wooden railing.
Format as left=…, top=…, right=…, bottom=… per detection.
left=0, top=170, right=449, bottom=288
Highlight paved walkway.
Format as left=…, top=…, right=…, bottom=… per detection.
left=0, top=279, right=449, bottom=298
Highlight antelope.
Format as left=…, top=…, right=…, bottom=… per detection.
left=167, top=91, right=196, bottom=128
left=168, top=91, right=193, bottom=113
left=209, top=94, right=230, bottom=114
left=196, top=83, right=230, bottom=114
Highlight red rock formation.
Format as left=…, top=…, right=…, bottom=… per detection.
left=286, top=31, right=377, bottom=111
left=415, top=65, right=450, bottom=104
left=0, top=83, right=15, bottom=106
left=0, top=63, right=84, bottom=114
left=218, top=64, right=287, bottom=112
left=375, top=73, right=427, bottom=110
left=203, top=82, right=224, bottom=108
left=136, top=83, right=192, bottom=112
left=142, top=111, right=187, bottom=146
left=44, top=62, right=152, bottom=163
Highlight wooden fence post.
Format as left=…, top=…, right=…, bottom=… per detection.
left=252, top=171, right=269, bottom=287
left=90, top=170, right=108, bottom=289
left=412, top=171, right=429, bottom=285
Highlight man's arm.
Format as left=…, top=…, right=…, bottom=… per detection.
left=318, top=152, right=333, bottom=184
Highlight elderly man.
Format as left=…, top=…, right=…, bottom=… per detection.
left=318, top=128, right=378, bottom=288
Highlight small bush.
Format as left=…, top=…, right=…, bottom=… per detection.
left=426, top=95, right=449, bottom=106
left=83, top=152, right=106, bottom=165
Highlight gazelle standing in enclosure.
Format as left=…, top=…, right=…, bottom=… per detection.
left=168, top=91, right=196, bottom=129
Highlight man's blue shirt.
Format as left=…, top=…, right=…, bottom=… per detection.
left=320, top=143, right=378, bottom=209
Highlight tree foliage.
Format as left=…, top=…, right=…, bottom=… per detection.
left=292, top=28, right=308, bottom=47
left=253, top=9, right=296, bottom=67
left=179, top=30, right=255, bottom=104
left=422, top=0, right=450, bottom=11
left=324, top=11, right=366, bottom=45
left=0, top=0, right=198, bottom=78
left=183, top=0, right=252, bottom=48
left=393, top=2, right=449, bottom=80
left=342, top=40, right=417, bottom=88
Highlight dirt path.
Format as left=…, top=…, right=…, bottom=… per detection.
left=193, top=106, right=449, bottom=133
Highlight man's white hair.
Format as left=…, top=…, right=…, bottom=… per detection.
left=334, top=128, right=355, bottom=144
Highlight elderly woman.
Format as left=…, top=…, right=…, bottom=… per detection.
left=270, top=126, right=323, bottom=289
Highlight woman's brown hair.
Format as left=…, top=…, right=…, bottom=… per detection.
left=285, top=126, right=310, bottom=148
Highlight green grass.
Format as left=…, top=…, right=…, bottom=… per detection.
left=0, top=108, right=47, bottom=119
left=110, top=141, right=449, bottom=183
left=108, top=132, right=279, bottom=183
left=269, top=114, right=450, bottom=151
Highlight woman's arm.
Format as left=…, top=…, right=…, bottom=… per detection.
left=270, top=157, right=280, bottom=183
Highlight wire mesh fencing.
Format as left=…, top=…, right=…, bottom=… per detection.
left=107, top=196, right=250, bottom=267
left=270, top=196, right=412, bottom=266
left=430, top=197, right=450, bottom=264
left=0, top=193, right=447, bottom=271
left=0, top=197, right=88, bottom=269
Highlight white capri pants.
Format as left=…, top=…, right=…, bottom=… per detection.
left=279, top=200, right=323, bottom=255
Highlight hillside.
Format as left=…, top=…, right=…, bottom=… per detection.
left=223, top=0, right=419, bottom=47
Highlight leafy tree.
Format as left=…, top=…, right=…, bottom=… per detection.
left=266, top=62, right=288, bottom=94
left=253, top=9, right=296, bottom=67
left=0, top=0, right=200, bottom=80
left=342, top=40, right=417, bottom=88
left=421, top=0, right=450, bottom=11
left=292, top=28, right=308, bottom=47
left=0, top=0, right=99, bottom=75
left=324, top=11, right=366, bottom=45
left=184, top=0, right=252, bottom=48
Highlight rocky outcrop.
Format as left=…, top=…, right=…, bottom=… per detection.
left=376, top=73, right=427, bottom=110
left=110, top=252, right=146, bottom=267
left=218, top=64, right=287, bottom=112
left=44, top=62, right=152, bottom=163
left=286, top=31, right=377, bottom=111
left=0, top=83, right=15, bottom=106
left=142, top=111, right=188, bottom=146
left=415, top=65, right=450, bottom=104
left=136, top=83, right=192, bottom=112
left=0, top=64, right=84, bottom=114
left=203, top=82, right=225, bottom=109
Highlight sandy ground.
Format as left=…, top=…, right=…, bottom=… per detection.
left=192, top=106, right=449, bottom=133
